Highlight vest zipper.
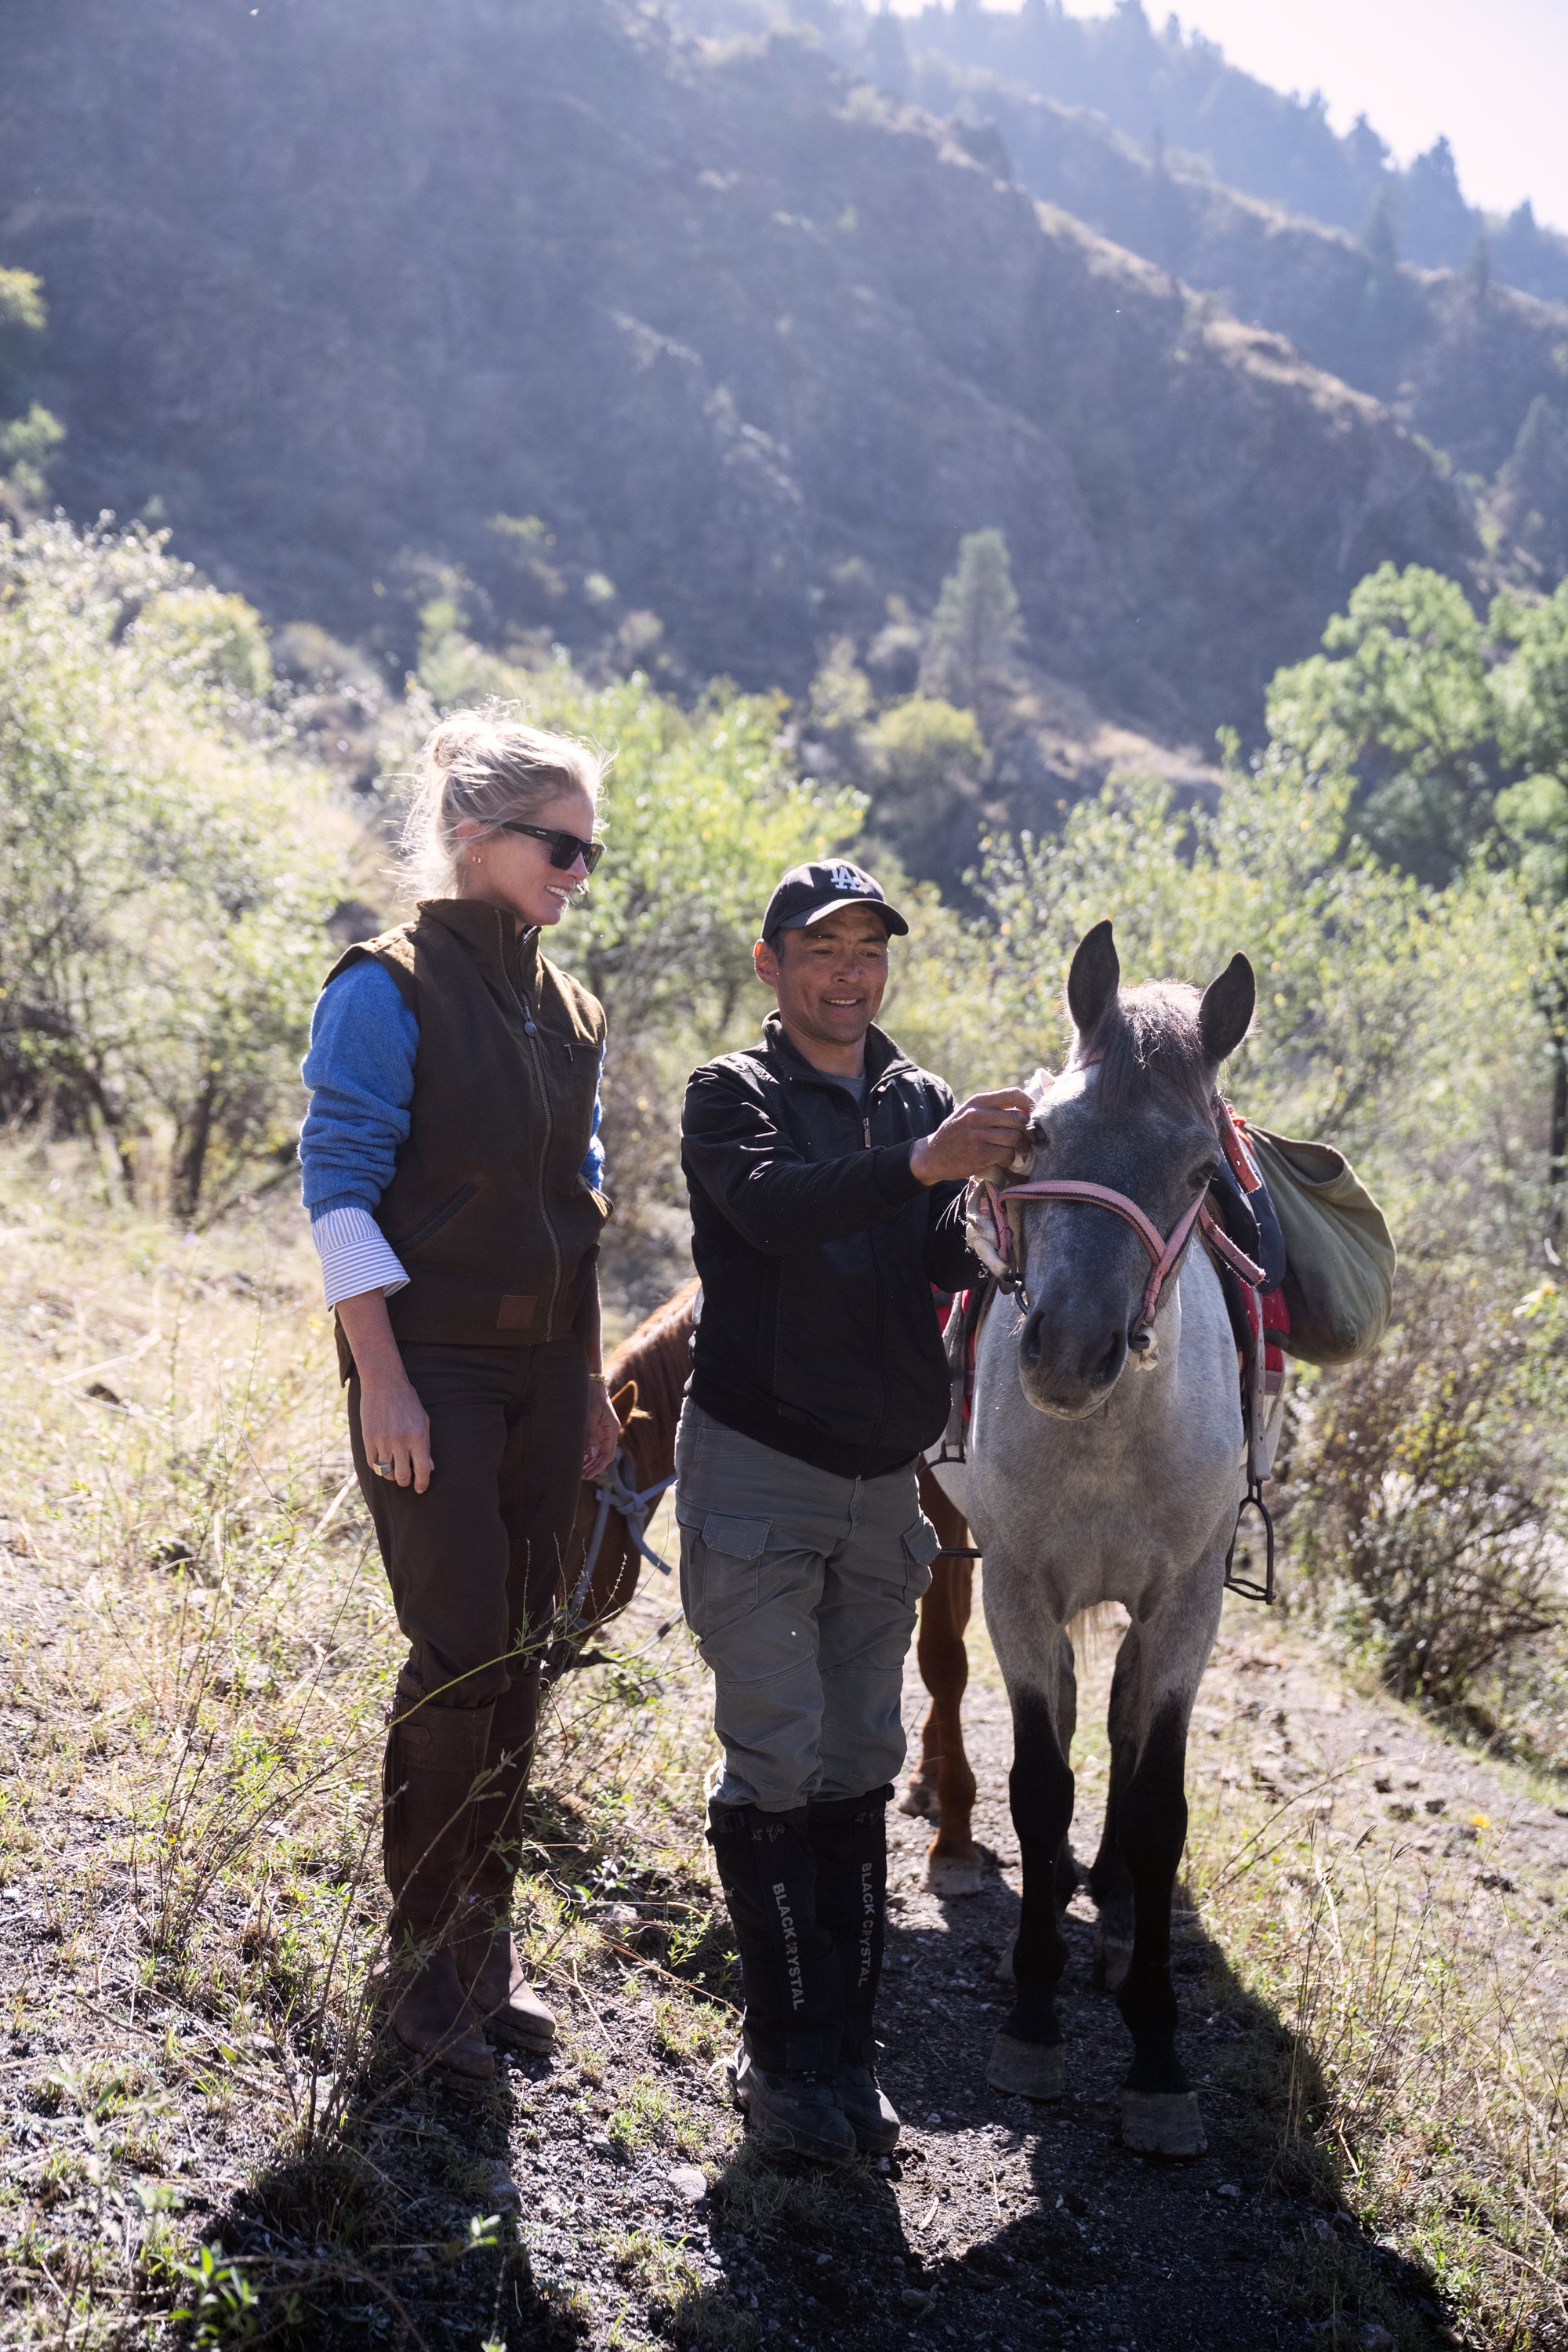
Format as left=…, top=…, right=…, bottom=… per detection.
left=500, top=921, right=564, bottom=1338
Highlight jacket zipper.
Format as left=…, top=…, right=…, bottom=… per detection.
left=499, top=915, right=564, bottom=1338
left=862, top=1077, right=891, bottom=1457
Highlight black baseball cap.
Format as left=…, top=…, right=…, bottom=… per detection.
left=760, top=858, right=909, bottom=943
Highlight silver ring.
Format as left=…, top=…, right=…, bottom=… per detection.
left=372, top=1461, right=394, bottom=1477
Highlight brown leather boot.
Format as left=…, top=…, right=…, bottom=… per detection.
left=383, top=1682, right=496, bottom=2082
left=453, top=1667, right=557, bottom=2053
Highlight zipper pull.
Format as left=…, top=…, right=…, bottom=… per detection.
left=863, top=1116, right=872, bottom=1149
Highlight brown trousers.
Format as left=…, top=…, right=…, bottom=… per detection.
left=349, top=1337, right=590, bottom=1713
left=350, top=1338, right=589, bottom=1922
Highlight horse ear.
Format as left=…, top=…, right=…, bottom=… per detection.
left=1199, top=953, right=1255, bottom=1066
left=611, top=1378, right=638, bottom=1429
left=1066, top=920, right=1120, bottom=1040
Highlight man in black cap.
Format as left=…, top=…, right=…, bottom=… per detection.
left=676, top=858, right=1033, bottom=2163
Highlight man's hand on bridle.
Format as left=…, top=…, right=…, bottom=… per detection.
left=910, top=1088, right=1036, bottom=1186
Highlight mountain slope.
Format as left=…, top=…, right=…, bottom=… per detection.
left=820, top=0, right=1568, bottom=300
left=912, top=58, right=1568, bottom=516
left=0, top=0, right=1482, bottom=745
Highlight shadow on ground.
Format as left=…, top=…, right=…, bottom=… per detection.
left=810, top=1853, right=1465, bottom=2352
left=182, top=1834, right=1463, bottom=2352
left=186, top=2038, right=586, bottom=2351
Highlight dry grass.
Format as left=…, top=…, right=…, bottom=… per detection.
left=1179, top=1654, right=1568, bottom=2350
left=3, top=1140, right=1566, bottom=2348
left=0, top=1142, right=721, bottom=2348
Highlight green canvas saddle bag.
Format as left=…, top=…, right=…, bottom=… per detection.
left=1243, top=1124, right=1396, bottom=1367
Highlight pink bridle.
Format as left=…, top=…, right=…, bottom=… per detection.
left=978, top=1069, right=1266, bottom=1336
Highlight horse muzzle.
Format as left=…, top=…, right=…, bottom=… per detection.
left=1017, top=1301, right=1130, bottom=1417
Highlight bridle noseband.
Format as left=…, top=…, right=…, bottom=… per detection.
left=975, top=1072, right=1265, bottom=1344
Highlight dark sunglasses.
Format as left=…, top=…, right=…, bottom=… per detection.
left=497, top=821, right=604, bottom=876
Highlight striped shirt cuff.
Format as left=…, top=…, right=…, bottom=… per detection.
left=310, top=1205, right=409, bottom=1311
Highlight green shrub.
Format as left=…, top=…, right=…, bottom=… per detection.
left=1295, top=1272, right=1566, bottom=1704
left=0, top=517, right=348, bottom=1217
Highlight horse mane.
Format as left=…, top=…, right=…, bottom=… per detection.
left=1073, top=980, right=1217, bottom=1127
left=604, top=1276, right=699, bottom=1434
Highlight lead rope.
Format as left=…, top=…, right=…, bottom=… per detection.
left=564, top=1447, right=677, bottom=1631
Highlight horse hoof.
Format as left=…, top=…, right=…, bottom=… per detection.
left=986, top=2034, right=1065, bottom=2100
left=898, top=1783, right=937, bottom=1820
left=1120, top=2090, right=1206, bottom=2157
left=926, top=1852, right=985, bottom=1898
left=1091, top=1933, right=1133, bottom=1992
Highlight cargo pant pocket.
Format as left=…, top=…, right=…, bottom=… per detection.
left=901, top=1513, right=941, bottom=1604
left=677, top=1508, right=771, bottom=1640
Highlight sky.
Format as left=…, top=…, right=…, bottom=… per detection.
left=884, top=0, right=1568, bottom=232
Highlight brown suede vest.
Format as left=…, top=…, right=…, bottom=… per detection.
left=326, top=898, right=608, bottom=1364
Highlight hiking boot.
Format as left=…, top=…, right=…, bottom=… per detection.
left=382, top=1685, right=495, bottom=2083
left=706, top=1801, right=845, bottom=2078
left=836, top=2061, right=900, bottom=2154
left=455, top=1670, right=554, bottom=2051
left=455, top=1916, right=557, bottom=2053
left=731, top=2045, right=856, bottom=2166
left=389, top=1943, right=495, bottom=2081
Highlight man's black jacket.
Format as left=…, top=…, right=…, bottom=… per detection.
left=681, top=1011, right=978, bottom=1479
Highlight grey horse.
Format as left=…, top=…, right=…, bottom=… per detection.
left=965, top=919, right=1255, bottom=2158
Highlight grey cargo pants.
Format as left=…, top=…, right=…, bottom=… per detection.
left=673, top=1401, right=940, bottom=1812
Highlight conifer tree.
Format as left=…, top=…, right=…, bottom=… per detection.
left=866, top=5, right=909, bottom=99
left=919, top=528, right=1024, bottom=716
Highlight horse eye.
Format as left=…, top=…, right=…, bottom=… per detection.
left=1195, top=1158, right=1221, bottom=1189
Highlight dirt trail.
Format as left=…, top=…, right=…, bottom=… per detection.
left=5, top=1528, right=1566, bottom=2350
left=857, top=1605, right=1566, bottom=2352
left=473, top=1580, right=1566, bottom=2352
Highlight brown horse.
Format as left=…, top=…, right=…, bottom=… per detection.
left=562, top=1282, right=984, bottom=1893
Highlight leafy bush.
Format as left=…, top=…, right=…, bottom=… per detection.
left=1294, top=1273, right=1566, bottom=1704
left=863, top=693, right=986, bottom=877
left=0, top=518, right=349, bottom=1218
left=0, top=269, right=63, bottom=517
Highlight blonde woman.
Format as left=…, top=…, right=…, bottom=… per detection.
left=299, top=710, right=620, bottom=2081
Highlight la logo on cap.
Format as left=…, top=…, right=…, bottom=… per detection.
left=828, top=862, right=875, bottom=895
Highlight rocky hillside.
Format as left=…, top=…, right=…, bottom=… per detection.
left=0, top=0, right=1484, bottom=753
left=910, top=57, right=1568, bottom=539
left=710, top=0, right=1568, bottom=301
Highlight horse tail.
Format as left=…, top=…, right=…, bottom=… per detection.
left=1066, top=1602, right=1127, bottom=1674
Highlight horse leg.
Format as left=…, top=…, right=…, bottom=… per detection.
left=985, top=1648, right=1074, bottom=2100
left=899, top=1472, right=980, bottom=1864
left=996, top=1628, right=1078, bottom=1984
left=1112, top=1613, right=1214, bottom=2158
left=1054, top=1627, right=1080, bottom=1915
left=918, top=1560, right=982, bottom=1896
left=1087, top=1625, right=1138, bottom=1991
left=896, top=1628, right=941, bottom=1822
